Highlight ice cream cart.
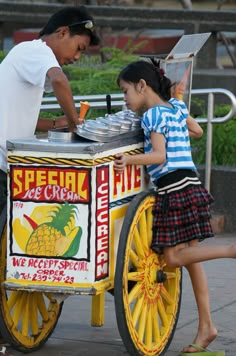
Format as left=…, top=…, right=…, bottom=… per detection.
left=0, top=33, right=210, bottom=355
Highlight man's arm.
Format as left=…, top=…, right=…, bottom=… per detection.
left=36, top=116, right=69, bottom=132
left=47, top=67, right=79, bottom=131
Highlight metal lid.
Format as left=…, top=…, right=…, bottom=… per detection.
left=48, top=128, right=78, bottom=142
left=82, top=120, right=109, bottom=135
left=76, top=125, right=142, bottom=143
left=96, top=117, right=121, bottom=132
left=105, top=114, right=132, bottom=131
left=115, top=110, right=141, bottom=128
left=48, top=110, right=142, bottom=143
left=131, top=118, right=142, bottom=128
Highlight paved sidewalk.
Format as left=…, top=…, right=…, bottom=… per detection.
left=6, top=233, right=236, bottom=356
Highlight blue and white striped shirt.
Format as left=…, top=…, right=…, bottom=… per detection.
left=141, top=98, right=196, bottom=182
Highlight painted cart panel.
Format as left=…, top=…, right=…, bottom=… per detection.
left=6, top=140, right=146, bottom=293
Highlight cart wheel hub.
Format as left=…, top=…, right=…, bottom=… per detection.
left=143, top=253, right=161, bottom=299
left=156, top=269, right=167, bottom=283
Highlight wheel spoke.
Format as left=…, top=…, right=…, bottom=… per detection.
left=139, top=211, right=149, bottom=254
left=165, top=271, right=178, bottom=279
left=157, top=297, right=169, bottom=328
left=30, top=293, right=39, bottom=336
left=7, top=291, right=22, bottom=310
left=133, top=227, right=145, bottom=259
left=131, top=294, right=145, bottom=326
left=36, top=293, right=49, bottom=322
left=129, top=249, right=141, bottom=269
left=160, top=285, right=174, bottom=305
left=147, top=207, right=153, bottom=247
left=128, top=282, right=143, bottom=304
left=22, top=294, right=30, bottom=337
left=44, top=293, right=56, bottom=302
left=128, top=271, right=144, bottom=282
left=145, top=303, right=153, bottom=348
left=152, top=302, right=161, bottom=343
left=12, top=292, right=27, bottom=326
left=137, top=301, right=147, bottom=341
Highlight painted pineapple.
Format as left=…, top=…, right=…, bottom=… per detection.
left=25, top=203, right=82, bottom=257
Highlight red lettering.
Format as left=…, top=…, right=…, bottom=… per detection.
left=12, top=257, right=26, bottom=267
left=113, top=171, right=125, bottom=195
left=126, top=165, right=132, bottom=190
left=113, top=164, right=142, bottom=198
left=96, top=167, right=109, bottom=279
left=134, top=166, right=141, bottom=188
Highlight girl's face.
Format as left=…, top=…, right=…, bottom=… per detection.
left=119, top=79, right=146, bottom=113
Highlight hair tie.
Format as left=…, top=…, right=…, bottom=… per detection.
left=160, top=68, right=165, bottom=77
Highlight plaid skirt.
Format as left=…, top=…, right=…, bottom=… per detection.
left=151, top=169, right=214, bottom=252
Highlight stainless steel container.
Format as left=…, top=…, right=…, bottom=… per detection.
left=47, top=110, right=143, bottom=143
left=48, top=128, right=78, bottom=142
left=96, top=117, right=121, bottom=132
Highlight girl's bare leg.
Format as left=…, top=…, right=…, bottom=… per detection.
left=182, top=260, right=217, bottom=352
left=163, top=241, right=236, bottom=268
left=163, top=240, right=222, bottom=352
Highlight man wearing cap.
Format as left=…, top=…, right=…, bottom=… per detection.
left=0, top=6, right=99, bottom=355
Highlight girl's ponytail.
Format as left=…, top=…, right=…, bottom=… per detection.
left=149, top=58, right=172, bottom=100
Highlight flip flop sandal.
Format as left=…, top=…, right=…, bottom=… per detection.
left=179, top=343, right=225, bottom=356
left=0, top=346, right=13, bottom=355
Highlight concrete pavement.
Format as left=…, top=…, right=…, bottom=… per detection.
left=6, top=233, right=236, bottom=356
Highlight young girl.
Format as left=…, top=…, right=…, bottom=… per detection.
left=113, top=60, right=235, bottom=354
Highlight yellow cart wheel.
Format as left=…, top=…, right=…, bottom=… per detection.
left=114, top=190, right=182, bottom=355
left=0, top=208, right=63, bottom=353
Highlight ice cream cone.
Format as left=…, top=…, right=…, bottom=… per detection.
left=79, top=101, right=90, bottom=120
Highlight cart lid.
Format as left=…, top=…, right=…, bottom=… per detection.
left=165, top=32, right=211, bottom=60
left=7, top=129, right=143, bottom=154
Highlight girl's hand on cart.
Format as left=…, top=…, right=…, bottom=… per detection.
left=114, top=153, right=127, bottom=173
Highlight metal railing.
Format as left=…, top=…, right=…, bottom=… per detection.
left=41, top=88, right=236, bottom=192
left=41, top=93, right=125, bottom=112
left=191, top=88, right=236, bottom=191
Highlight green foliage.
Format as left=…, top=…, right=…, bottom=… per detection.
left=191, top=105, right=236, bottom=166
left=99, top=47, right=140, bottom=68
left=40, top=112, right=62, bottom=118
left=63, top=48, right=138, bottom=96
left=0, top=50, right=6, bottom=62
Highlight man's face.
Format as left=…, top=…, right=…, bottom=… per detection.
left=53, top=27, right=91, bottom=66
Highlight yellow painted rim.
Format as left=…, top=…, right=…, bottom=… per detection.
left=123, top=195, right=181, bottom=355
left=0, top=224, right=62, bottom=351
